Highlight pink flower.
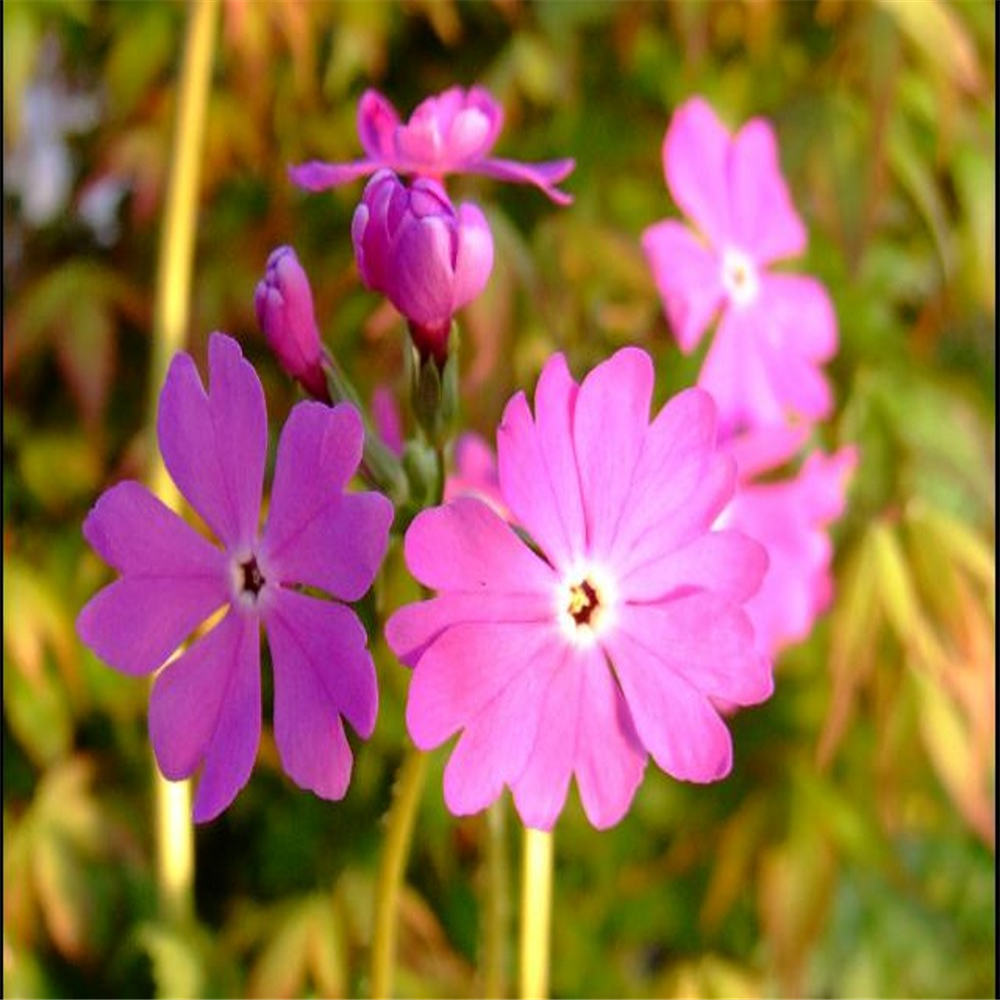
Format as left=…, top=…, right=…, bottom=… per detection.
left=290, top=86, right=575, bottom=205
left=721, top=428, right=858, bottom=656
left=443, top=432, right=511, bottom=522
left=351, top=170, right=494, bottom=363
left=642, top=96, right=837, bottom=435
left=255, top=246, right=328, bottom=400
left=76, top=334, right=393, bottom=821
left=386, top=347, right=773, bottom=831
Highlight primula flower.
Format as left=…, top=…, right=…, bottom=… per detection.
left=290, top=86, right=575, bottom=205
left=386, top=347, right=773, bottom=831
left=255, top=245, right=328, bottom=400
left=642, top=96, right=837, bottom=435
left=76, top=334, right=393, bottom=821
left=721, top=427, right=857, bottom=656
left=352, top=170, right=494, bottom=363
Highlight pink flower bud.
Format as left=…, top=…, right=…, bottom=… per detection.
left=254, top=246, right=328, bottom=399
left=351, top=170, right=494, bottom=364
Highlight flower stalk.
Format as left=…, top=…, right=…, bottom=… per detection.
left=519, top=826, right=554, bottom=1000
left=483, top=798, right=510, bottom=999
left=370, top=748, right=429, bottom=999
left=147, top=0, right=219, bottom=925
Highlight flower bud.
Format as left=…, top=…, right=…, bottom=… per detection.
left=254, top=246, right=328, bottom=399
left=351, top=170, right=494, bottom=364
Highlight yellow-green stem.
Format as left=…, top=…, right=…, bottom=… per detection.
left=483, top=798, right=510, bottom=999
left=370, top=748, right=429, bottom=998
left=519, top=826, right=554, bottom=1000
left=147, top=0, right=219, bottom=926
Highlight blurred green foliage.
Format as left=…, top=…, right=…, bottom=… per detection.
left=3, top=1, right=994, bottom=997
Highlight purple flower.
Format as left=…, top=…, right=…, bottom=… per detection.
left=386, top=347, right=772, bottom=831
left=76, top=334, right=393, bottom=821
left=254, top=246, right=328, bottom=400
left=351, top=170, right=494, bottom=363
left=721, top=428, right=858, bottom=656
left=290, top=86, right=575, bottom=205
left=642, top=96, right=837, bottom=435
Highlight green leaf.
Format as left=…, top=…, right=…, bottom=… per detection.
left=2, top=556, right=79, bottom=765
left=135, top=922, right=208, bottom=1000
left=874, top=0, right=984, bottom=96
left=104, top=4, right=177, bottom=119
left=18, top=430, right=103, bottom=513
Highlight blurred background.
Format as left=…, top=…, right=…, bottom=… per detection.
left=3, top=1, right=995, bottom=997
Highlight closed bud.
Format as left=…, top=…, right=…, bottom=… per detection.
left=254, top=246, right=328, bottom=399
left=351, top=170, right=494, bottom=365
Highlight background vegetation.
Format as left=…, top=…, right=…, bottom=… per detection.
left=3, top=1, right=995, bottom=997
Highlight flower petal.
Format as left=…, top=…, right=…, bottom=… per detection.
left=757, top=272, right=838, bottom=363
left=148, top=608, right=262, bottom=823
left=357, top=88, right=401, bottom=160
left=77, top=575, right=228, bottom=678
left=697, top=306, right=789, bottom=435
left=471, top=156, right=575, bottom=205
left=82, top=480, right=226, bottom=576
left=573, top=646, right=647, bottom=830
left=452, top=202, right=495, bottom=312
left=444, top=106, right=495, bottom=163
left=729, top=446, right=856, bottom=655
left=616, top=597, right=773, bottom=706
left=620, top=528, right=768, bottom=605
left=444, top=432, right=509, bottom=520
left=603, top=625, right=734, bottom=782
left=157, top=333, right=266, bottom=551
left=663, top=97, right=733, bottom=247
left=260, top=402, right=393, bottom=601
left=725, top=424, right=811, bottom=481
left=394, top=216, right=458, bottom=326
left=264, top=590, right=377, bottom=800
left=402, top=497, right=556, bottom=595
left=641, top=219, right=724, bottom=352
left=288, top=160, right=379, bottom=191
left=729, top=118, right=806, bottom=264
left=497, top=353, right=586, bottom=569
left=510, top=646, right=580, bottom=830
left=405, top=621, right=556, bottom=751
left=573, top=347, right=654, bottom=559
left=612, top=389, right=736, bottom=569
left=441, top=637, right=560, bottom=816
left=386, top=591, right=553, bottom=668
left=77, top=483, right=230, bottom=675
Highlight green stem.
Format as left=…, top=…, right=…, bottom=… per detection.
left=483, top=798, right=510, bottom=999
left=147, top=0, right=219, bottom=926
left=370, top=748, right=429, bottom=999
left=519, top=826, right=554, bottom=1000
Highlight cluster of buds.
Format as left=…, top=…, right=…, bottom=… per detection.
left=256, top=84, right=574, bottom=502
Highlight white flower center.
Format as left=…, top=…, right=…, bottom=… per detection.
left=556, top=561, right=618, bottom=648
left=721, top=247, right=760, bottom=308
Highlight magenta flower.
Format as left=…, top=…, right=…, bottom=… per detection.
left=76, top=334, right=393, bottom=821
left=290, top=86, right=575, bottom=205
left=642, top=96, right=837, bottom=435
left=351, top=170, right=494, bottom=363
left=386, top=348, right=773, bottom=830
left=255, top=246, right=328, bottom=400
left=721, top=428, right=858, bottom=656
